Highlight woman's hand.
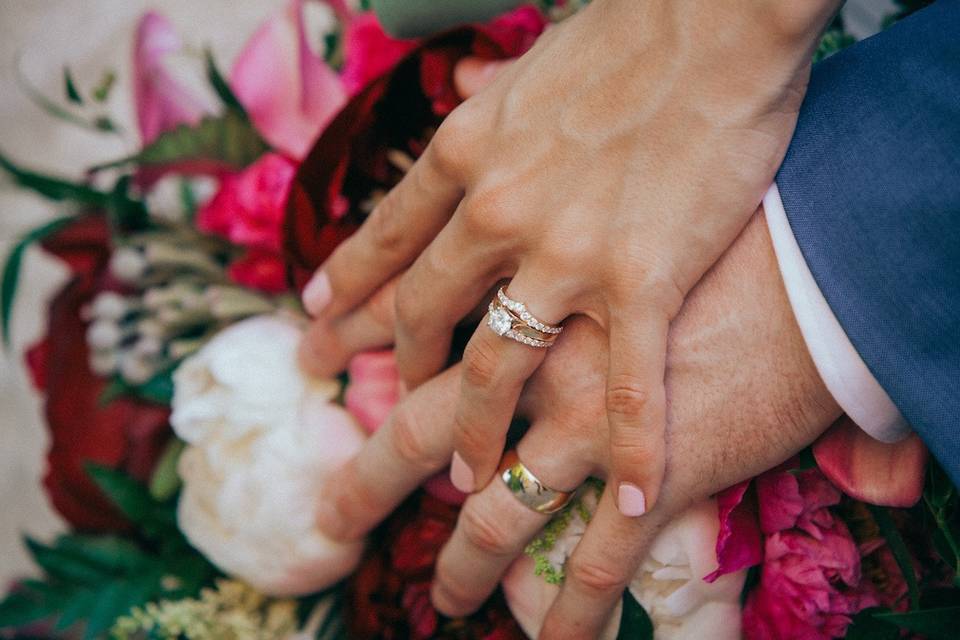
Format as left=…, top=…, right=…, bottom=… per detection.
left=302, top=0, right=839, bottom=515
left=311, top=210, right=842, bottom=637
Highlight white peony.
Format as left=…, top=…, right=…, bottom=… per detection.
left=502, top=492, right=745, bottom=640
left=171, top=315, right=367, bottom=596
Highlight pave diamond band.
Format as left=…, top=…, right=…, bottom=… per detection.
left=486, top=287, right=563, bottom=349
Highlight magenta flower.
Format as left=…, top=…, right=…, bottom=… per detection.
left=345, top=350, right=402, bottom=435
left=340, top=12, right=418, bottom=96
left=742, top=469, right=879, bottom=640
left=133, top=12, right=210, bottom=143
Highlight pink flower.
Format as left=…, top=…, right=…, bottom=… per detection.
left=706, top=481, right=763, bottom=582
left=344, top=350, right=466, bottom=505
left=230, top=0, right=347, bottom=159
left=341, top=12, right=418, bottom=95
left=198, top=153, right=296, bottom=252
left=813, top=416, right=927, bottom=508
left=133, top=12, right=210, bottom=143
left=743, top=469, right=879, bottom=640
left=345, top=350, right=402, bottom=435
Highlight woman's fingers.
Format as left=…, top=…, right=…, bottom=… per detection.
left=453, top=57, right=513, bottom=99
left=606, top=313, right=669, bottom=517
left=449, top=280, right=569, bottom=494
left=432, top=419, right=595, bottom=617
left=539, top=488, right=667, bottom=639
left=314, top=366, right=461, bottom=542
left=298, top=277, right=399, bottom=378
left=301, top=135, right=464, bottom=318
left=394, top=212, right=508, bottom=388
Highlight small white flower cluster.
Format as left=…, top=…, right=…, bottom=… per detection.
left=84, top=230, right=277, bottom=385
left=171, top=315, right=368, bottom=596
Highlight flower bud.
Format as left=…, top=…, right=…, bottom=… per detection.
left=89, top=350, right=119, bottom=376
left=120, top=353, right=156, bottom=385
left=89, top=292, right=133, bottom=321
left=110, top=247, right=148, bottom=282
left=86, top=319, right=124, bottom=349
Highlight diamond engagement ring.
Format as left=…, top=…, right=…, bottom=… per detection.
left=486, top=287, right=563, bottom=348
left=499, top=450, right=573, bottom=514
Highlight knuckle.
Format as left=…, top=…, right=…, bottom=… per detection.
left=462, top=337, right=502, bottom=391
left=393, top=278, right=424, bottom=330
left=432, top=564, right=482, bottom=615
left=366, top=192, right=408, bottom=253
left=389, top=403, right=438, bottom=472
left=431, top=107, right=477, bottom=174
left=458, top=503, right=519, bottom=556
left=566, top=557, right=629, bottom=597
left=452, top=412, right=491, bottom=459
left=460, top=188, right=518, bottom=241
left=605, top=375, right=650, bottom=421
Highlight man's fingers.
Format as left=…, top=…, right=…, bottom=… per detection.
left=314, top=366, right=461, bottom=542
left=301, top=140, right=463, bottom=318
left=606, top=314, right=669, bottom=517
left=298, top=278, right=399, bottom=378
left=432, top=417, right=595, bottom=617
left=539, top=488, right=667, bottom=640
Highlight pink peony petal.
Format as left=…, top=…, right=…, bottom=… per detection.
left=230, top=0, right=347, bottom=159
left=813, top=416, right=927, bottom=508
left=344, top=350, right=401, bottom=434
left=133, top=12, right=209, bottom=144
left=705, top=481, right=763, bottom=582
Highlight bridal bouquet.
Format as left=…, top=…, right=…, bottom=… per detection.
left=1, top=1, right=956, bottom=639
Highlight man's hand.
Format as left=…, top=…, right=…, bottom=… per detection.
left=312, top=209, right=841, bottom=637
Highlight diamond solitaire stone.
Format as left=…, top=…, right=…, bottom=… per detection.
left=488, top=306, right=513, bottom=336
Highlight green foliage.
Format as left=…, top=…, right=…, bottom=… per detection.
left=64, top=67, right=83, bottom=105
left=616, top=590, right=653, bottom=640
left=874, top=606, right=960, bottom=639
left=814, top=15, right=855, bottom=63
left=0, top=150, right=110, bottom=206
left=92, top=70, right=117, bottom=103
left=0, top=466, right=218, bottom=638
left=844, top=608, right=900, bottom=639
left=205, top=50, right=249, bottom=118
left=1, top=215, right=75, bottom=346
left=92, top=111, right=269, bottom=174
left=924, top=461, right=960, bottom=581
left=867, top=504, right=920, bottom=610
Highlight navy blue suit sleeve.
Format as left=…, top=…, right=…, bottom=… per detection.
left=776, top=0, right=960, bottom=485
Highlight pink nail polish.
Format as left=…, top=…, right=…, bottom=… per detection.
left=617, top=483, right=646, bottom=517
left=450, top=452, right=475, bottom=493
left=302, top=271, right=332, bottom=316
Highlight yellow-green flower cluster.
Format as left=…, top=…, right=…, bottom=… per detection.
left=111, top=579, right=300, bottom=640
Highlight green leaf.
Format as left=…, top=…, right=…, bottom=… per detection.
left=149, top=438, right=185, bottom=501
left=64, top=66, right=84, bottom=104
left=2, top=215, right=75, bottom=346
left=84, top=581, right=130, bottom=640
left=92, top=70, right=116, bottom=103
left=205, top=49, right=248, bottom=117
left=867, top=504, right=920, bottom=610
left=616, top=590, right=653, bottom=640
left=874, top=606, right=960, bottom=639
left=135, top=367, right=175, bottom=404
left=24, top=537, right=108, bottom=585
left=0, top=150, right=109, bottom=205
left=844, top=607, right=899, bottom=640
left=0, top=590, right=53, bottom=628
left=54, top=588, right=97, bottom=632
left=91, top=111, right=269, bottom=173
left=14, top=63, right=119, bottom=135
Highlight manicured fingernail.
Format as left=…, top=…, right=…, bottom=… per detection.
left=450, top=452, right=475, bottom=493
left=480, top=61, right=502, bottom=80
left=617, top=483, right=646, bottom=517
left=302, top=271, right=332, bottom=316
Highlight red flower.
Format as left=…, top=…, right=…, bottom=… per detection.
left=345, top=493, right=525, bottom=639
left=26, top=216, right=170, bottom=531
left=284, top=9, right=546, bottom=290
left=226, top=248, right=288, bottom=293
left=341, top=12, right=419, bottom=95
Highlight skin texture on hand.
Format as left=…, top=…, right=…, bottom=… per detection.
left=311, top=209, right=842, bottom=638
left=302, top=0, right=842, bottom=518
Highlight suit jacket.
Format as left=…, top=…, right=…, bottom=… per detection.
left=777, top=0, right=960, bottom=485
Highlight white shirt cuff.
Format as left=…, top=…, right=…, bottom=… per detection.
left=763, top=184, right=911, bottom=443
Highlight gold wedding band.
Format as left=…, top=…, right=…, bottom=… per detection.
left=498, top=450, right=573, bottom=514
left=486, top=287, right=563, bottom=348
